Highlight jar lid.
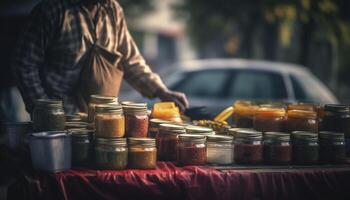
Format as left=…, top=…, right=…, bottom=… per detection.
left=128, top=137, right=156, bottom=146
left=121, top=101, right=147, bottom=107
left=207, top=135, right=233, bottom=143
left=234, top=129, right=262, bottom=139
left=122, top=104, right=148, bottom=115
left=185, top=125, right=213, bottom=133
left=31, top=131, right=69, bottom=139
left=90, top=95, right=118, bottom=104
left=159, top=123, right=185, bottom=132
left=95, top=104, right=123, bottom=114
left=287, top=110, right=317, bottom=119
left=96, top=137, right=126, bottom=145
left=178, top=134, right=206, bottom=142
left=65, top=122, right=89, bottom=129
left=228, top=128, right=252, bottom=136
left=287, top=103, right=316, bottom=111
left=324, top=104, right=349, bottom=113
left=291, top=131, right=318, bottom=141
left=35, top=99, right=63, bottom=108
left=264, top=132, right=290, bottom=142
left=319, top=131, right=345, bottom=141
left=69, top=128, right=93, bottom=137
left=65, top=114, right=82, bottom=122
left=149, top=119, right=171, bottom=126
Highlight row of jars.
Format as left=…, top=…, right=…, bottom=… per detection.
left=71, top=129, right=157, bottom=170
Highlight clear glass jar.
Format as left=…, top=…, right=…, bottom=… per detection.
left=128, top=138, right=157, bottom=169
left=263, top=132, right=292, bottom=165
left=156, top=124, right=185, bottom=161
left=95, top=138, right=128, bottom=170
left=206, top=135, right=234, bottom=165
left=95, top=105, right=125, bottom=138
left=319, top=131, right=346, bottom=163
left=233, top=101, right=259, bottom=128
left=148, top=119, right=170, bottom=138
left=253, top=107, right=286, bottom=132
left=87, top=95, right=118, bottom=123
left=177, top=134, right=206, bottom=166
left=286, top=110, right=318, bottom=133
left=33, top=99, right=66, bottom=131
left=292, top=131, right=319, bottom=165
left=123, top=104, right=149, bottom=138
left=70, top=129, right=94, bottom=167
left=234, top=130, right=263, bottom=164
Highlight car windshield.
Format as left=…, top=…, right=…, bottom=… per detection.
left=290, top=73, right=336, bottom=103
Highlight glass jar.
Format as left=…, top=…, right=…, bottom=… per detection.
left=128, top=138, right=157, bottom=169
left=287, top=103, right=316, bottom=112
left=178, top=134, right=207, bottom=166
left=319, top=131, right=346, bottom=164
left=123, top=104, right=149, bottom=138
left=207, top=135, right=234, bottom=165
left=233, top=101, right=258, bottom=128
left=263, top=132, right=292, bottom=165
left=148, top=119, right=171, bottom=138
left=94, top=138, right=128, bottom=170
left=33, top=99, right=66, bottom=131
left=292, top=131, right=319, bottom=165
left=70, top=129, right=94, bottom=167
left=286, top=110, right=318, bottom=133
left=66, top=122, right=89, bottom=130
left=156, top=124, right=185, bottom=161
left=234, top=130, right=263, bottom=164
left=87, top=95, right=118, bottom=123
left=253, top=107, right=286, bottom=132
left=95, top=105, right=125, bottom=138
left=185, top=125, right=215, bottom=136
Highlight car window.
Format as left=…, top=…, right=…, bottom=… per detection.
left=290, top=73, right=334, bottom=103
left=227, top=70, right=287, bottom=99
left=171, top=70, right=229, bottom=98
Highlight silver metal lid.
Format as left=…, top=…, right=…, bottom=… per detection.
left=69, top=128, right=93, bottom=137
left=96, top=137, right=126, bottom=145
left=291, top=131, right=318, bottom=141
left=178, top=134, right=206, bottom=143
left=234, top=129, right=262, bottom=139
left=264, top=132, right=291, bottom=142
left=128, top=137, right=156, bottom=146
left=207, top=135, right=233, bottom=143
left=35, top=99, right=63, bottom=108
left=319, top=131, right=345, bottom=141
left=90, top=95, right=118, bottom=104
left=65, top=122, right=89, bottom=129
left=122, top=104, right=148, bottom=115
left=95, top=104, right=123, bottom=114
left=185, top=125, right=213, bottom=133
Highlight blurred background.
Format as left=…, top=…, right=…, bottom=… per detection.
left=0, top=0, right=350, bottom=121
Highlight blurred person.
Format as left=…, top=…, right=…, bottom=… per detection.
left=12, top=0, right=188, bottom=115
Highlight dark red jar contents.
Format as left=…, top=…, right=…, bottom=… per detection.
left=264, top=144, right=292, bottom=165
left=157, top=134, right=178, bottom=161
left=125, top=115, right=149, bottom=138
left=178, top=146, right=206, bottom=166
left=234, top=144, right=263, bottom=164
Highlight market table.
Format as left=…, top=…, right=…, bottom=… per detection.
left=6, top=162, right=350, bottom=200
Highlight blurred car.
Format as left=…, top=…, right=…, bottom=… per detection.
left=121, top=59, right=339, bottom=116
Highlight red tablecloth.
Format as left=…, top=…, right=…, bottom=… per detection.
left=7, top=162, right=350, bottom=200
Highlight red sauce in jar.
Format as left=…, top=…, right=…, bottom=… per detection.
left=234, top=143, right=263, bottom=164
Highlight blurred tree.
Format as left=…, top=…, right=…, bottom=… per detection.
left=178, top=0, right=350, bottom=98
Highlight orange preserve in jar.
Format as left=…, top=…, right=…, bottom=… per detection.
left=151, top=102, right=182, bottom=123
left=253, top=107, right=286, bottom=132
left=287, top=103, right=316, bottom=112
left=286, top=110, right=318, bottom=133
left=88, top=95, right=118, bottom=124
left=95, top=104, right=125, bottom=138
left=233, top=101, right=258, bottom=128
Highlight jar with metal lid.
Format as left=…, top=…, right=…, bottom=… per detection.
left=185, top=125, right=215, bottom=136
left=70, top=129, right=94, bottom=167
left=94, top=137, right=128, bottom=170
left=286, top=110, right=318, bottom=133
left=156, top=124, right=185, bottom=161
left=292, top=131, right=319, bottom=165
left=233, top=101, right=258, bottom=128
left=128, top=138, right=157, bottom=169
left=88, top=95, right=118, bottom=123
left=319, top=131, right=346, bottom=163
left=263, top=132, right=292, bottom=165
left=123, top=104, right=149, bottom=138
left=66, top=114, right=83, bottom=122
left=207, top=135, right=234, bottom=165
left=287, top=103, right=316, bottom=112
left=95, top=104, right=125, bottom=138
left=66, top=122, right=89, bottom=130
left=234, top=130, right=263, bottom=164
left=253, top=107, right=286, bottom=132
left=33, top=99, right=66, bottom=132
left=148, top=119, right=171, bottom=138
left=177, top=134, right=206, bottom=166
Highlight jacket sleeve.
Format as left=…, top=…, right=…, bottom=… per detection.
left=12, top=5, right=52, bottom=113
left=115, top=4, right=168, bottom=98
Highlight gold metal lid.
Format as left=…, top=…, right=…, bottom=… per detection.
left=96, top=137, right=127, bottom=145
left=95, top=104, right=123, bottom=114
left=319, top=131, right=345, bottom=141
left=90, top=95, right=118, bottom=104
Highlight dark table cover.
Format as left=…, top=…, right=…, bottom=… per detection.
left=6, top=162, right=350, bottom=200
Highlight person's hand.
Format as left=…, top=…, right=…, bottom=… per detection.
left=156, top=88, right=189, bottom=112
